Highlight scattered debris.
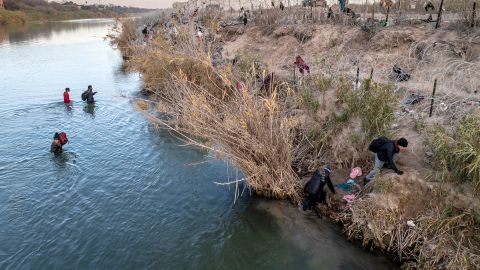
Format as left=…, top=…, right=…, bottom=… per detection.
left=294, top=56, right=310, bottom=75
left=336, top=179, right=357, bottom=191
left=402, top=90, right=425, bottom=105
left=393, top=65, right=411, bottom=82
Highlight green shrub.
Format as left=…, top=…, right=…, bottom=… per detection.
left=429, top=115, right=480, bottom=191
left=338, top=80, right=396, bottom=138
left=0, top=10, right=28, bottom=26
left=301, top=89, right=320, bottom=112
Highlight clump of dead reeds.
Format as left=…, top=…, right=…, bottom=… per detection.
left=127, top=23, right=302, bottom=201
left=108, top=19, right=138, bottom=60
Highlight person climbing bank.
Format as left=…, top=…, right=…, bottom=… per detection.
left=303, top=165, right=336, bottom=211
left=364, top=137, right=408, bottom=182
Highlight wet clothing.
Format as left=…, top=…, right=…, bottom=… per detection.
left=63, top=91, right=70, bottom=103
left=303, top=169, right=335, bottom=210
left=50, top=140, right=62, bottom=154
left=86, top=90, right=96, bottom=104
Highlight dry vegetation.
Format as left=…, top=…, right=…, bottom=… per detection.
left=112, top=2, right=480, bottom=268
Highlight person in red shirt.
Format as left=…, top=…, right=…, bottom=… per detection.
left=63, top=88, right=71, bottom=103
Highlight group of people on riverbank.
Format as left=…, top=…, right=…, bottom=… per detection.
left=51, top=85, right=98, bottom=154
left=303, top=137, right=408, bottom=212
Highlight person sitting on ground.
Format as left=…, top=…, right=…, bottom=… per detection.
left=303, top=165, right=336, bottom=211
left=63, top=88, right=71, bottom=104
left=51, top=132, right=68, bottom=154
left=82, top=85, right=97, bottom=104
left=364, top=137, right=408, bottom=183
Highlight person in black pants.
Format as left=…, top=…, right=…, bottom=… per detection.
left=303, top=166, right=335, bottom=211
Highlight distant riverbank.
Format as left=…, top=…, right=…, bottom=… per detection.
left=0, top=9, right=120, bottom=26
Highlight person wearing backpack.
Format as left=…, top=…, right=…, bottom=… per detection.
left=302, top=165, right=336, bottom=211
left=364, top=137, right=409, bottom=183
left=82, top=85, right=97, bottom=104
left=51, top=132, right=68, bottom=154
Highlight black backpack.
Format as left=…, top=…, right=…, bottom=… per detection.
left=368, top=137, right=389, bottom=153
left=81, top=91, right=87, bottom=101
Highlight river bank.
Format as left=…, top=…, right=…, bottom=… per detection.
left=0, top=9, right=121, bottom=26
left=113, top=5, right=480, bottom=269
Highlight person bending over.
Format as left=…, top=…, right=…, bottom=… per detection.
left=364, top=137, right=408, bottom=182
left=303, top=165, right=335, bottom=211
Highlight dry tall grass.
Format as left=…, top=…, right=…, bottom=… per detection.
left=125, top=24, right=302, bottom=200
left=341, top=173, right=480, bottom=269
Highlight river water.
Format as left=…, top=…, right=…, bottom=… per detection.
left=0, top=19, right=396, bottom=270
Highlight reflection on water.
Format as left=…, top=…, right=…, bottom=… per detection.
left=0, top=19, right=398, bottom=269
left=0, top=19, right=115, bottom=45
left=83, top=103, right=96, bottom=117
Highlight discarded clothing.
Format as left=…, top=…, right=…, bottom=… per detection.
left=402, top=91, right=425, bottom=105
left=327, top=7, right=334, bottom=19
left=335, top=179, right=357, bottom=191
left=294, top=56, right=310, bottom=75
left=261, top=73, right=274, bottom=91
left=343, top=194, right=356, bottom=203
left=424, top=1, right=435, bottom=12
left=235, top=81, right=243, bottom=93
left=350, top=167, right=362, bottom=179
left=393, top=65, right=410, bottom=82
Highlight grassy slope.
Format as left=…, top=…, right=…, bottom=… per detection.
left=0, top=8, right=116, bottom=26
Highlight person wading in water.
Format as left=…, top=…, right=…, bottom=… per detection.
left=51, top=132, right=68, bottom=154
left=63, top=88, right=71, bottom=104
left=82, top=85, right=97, bottom=104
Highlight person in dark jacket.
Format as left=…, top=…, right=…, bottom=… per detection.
left=85, top=85, right=97, bottom=104
left=364, top=137, right=408, bottom=182
left=303, top=165, right=336, bottom=211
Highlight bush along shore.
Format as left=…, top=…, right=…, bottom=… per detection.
left=111, top=4, right=480, bottom=269
left=0, top=0, right=151, bottom=26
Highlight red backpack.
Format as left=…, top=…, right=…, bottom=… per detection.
left=59, top=132, right=68, bottom=145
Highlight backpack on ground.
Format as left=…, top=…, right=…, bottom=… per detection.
left=59, top=132, right=68, bottom=145
left=81, top=91, right=87, bottom=101
left=368, top=137, right=389, bottom=153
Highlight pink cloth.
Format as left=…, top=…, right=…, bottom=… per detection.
left=235, top=81, right=242, bottom=93
left=343, top=194, right=356, bottom=203
left=349, top=167, right=362, bottom=179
